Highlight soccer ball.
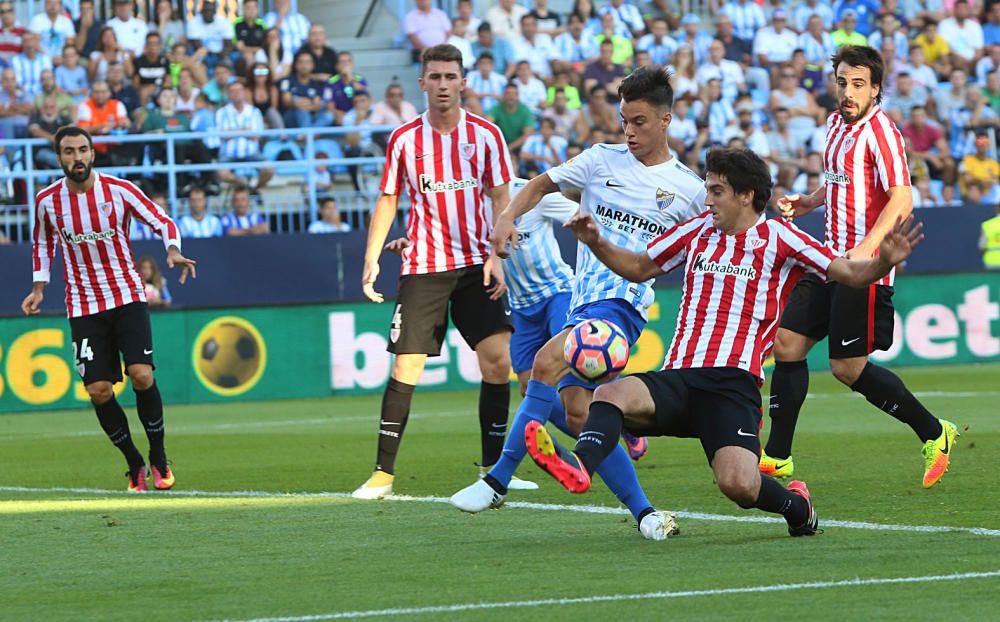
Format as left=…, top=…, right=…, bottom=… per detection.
left=195, top=320, right=263, bottom=391
left=564, top=319, right=630, bottom=383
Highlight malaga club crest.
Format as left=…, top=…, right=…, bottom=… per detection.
left=655, top=188, right=675, bottom=212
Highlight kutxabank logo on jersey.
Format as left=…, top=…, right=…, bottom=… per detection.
left=60, top=227, right=116, bottom=245
left=825, top=171, right=851, bottom=185
left=593, top=204, right=669, bottom=240
left=418, top=174, right=478, bottom=193
left=691, top=252, right=757, bottom=279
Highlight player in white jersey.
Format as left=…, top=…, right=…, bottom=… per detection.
left=525, top=147, right=924, bottom=538
left=22, top=126, right=197, bottom=492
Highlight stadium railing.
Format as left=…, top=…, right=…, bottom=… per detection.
left=0, top=125, right=395, bottom=241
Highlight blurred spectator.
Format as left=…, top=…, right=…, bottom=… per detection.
left=794, top=0, right=834, bottom=32
left=0, top=1, right=26, bottom=65
left=142, top=87, right=189, bottom=137
left=868, top=14, right=908, bottom=62
left=467, top=52, right=506, bottom=111
left=405, top=0, right=451, bottom=63
left=770, top=65, right=819, bottom=143
left=939, top=0, right=983, bottom=67
left=487, top=0, right=528, bottom=40
left=187, top=92, right=221, bottom=192
left=789, top=50, right=824, bottom=94
left=520, top=116, right=567, bottom=176
left=985, top=3, right=1000, bottom=46
left=905, top=45, right=938, bottom=90
left=279, top=51, right=328, bottom=128
left=580, top=83, right=619, bottom=142
left=636, top=18, right=677, bottom=66
left=29, top=0, right=75, bottom=60
left=216, top=81, right=274, bottom=190
left=542, top=88, right=584, bottom=142
left=11, top=31, right=52, bottom=97
left=89, top=26, right=133, bottom=84
left=133, top=32, right=170, bottom=107
left=949, top=88, right=999, bottom=160
left=528, top=0, right=562, bottom=37
left=546, top=71, right=581, bottom=108
left=670, top=46, right=699, bottom=100
left=34, top=69, right=76, bottom=119
left=472, top=23, right=516, bottom=77
left=720, top=0, right=766, bottom=42
left=791, top=151, right=823, bottom=194
left=729, top=102, right=770, bottom=155
left=696, top=40, right=745, bottom=103
left=983, top=71, right=1000, bottom=109
left=513, top=14, right=555, bottom=79
left=552, top=13, right=598, bottom=74
left=913, top=19, right=951, bottom=77
left=446, top=18, right=475, bottom=69
left=676, top=15, right=712, bottom=65
left=901, top=0, right=944, bottom=25
left=886, top=72, right=929, bottom=124
left=936, top=68, right=971, bottom=129
left=457, top=0, right=481, bottom=38
left=0, top=68, right=33, bottom=138
left=187, top=0, right=234, bottom=71
left=903, top=105, right=957, bottom=202
left=56, top=45, right=89, bottom=102
left=308, top=196, right=351, bottom=233
left=692, top=78, right=736, bottom=146
left=77, top=80, right=130, bottom=165
left=980, top=203, right=1000, bottom=268
left=766, top=107, right=807, bottom=187
left=264, top=0, right=310, bottom=58
left=175, top=68, right=200, bottom=113
left=235, top=0, right=267, bottom=75
left=263, top=27, right=292, bottom=81
left=343, top=91, right=376, bottom=188
left=137, top=256, right=172, bottom=307
left=249, top=61, right=283, bottom=128
left=370, top=83, right=418, bottom=126
left=598, top=0, right=645, bottom=39
left=667, top=97, right=697, bottom=160
left=512, top=60, right=547, bottom=113
left=304, top=24, right=337, bottom=81
left=753, top=9, right=797, bottom=69
left=488, top=82, right=534, bottom=154
left=168, top=41, right=207, bottom=87
left=153, top=0, right=185, bottom=50
left=959, top=132, right=1000, bottom=203
left=222, top=185, right=269, bottom=235
left=834, top=0, right=879, bottom=37
left=72, top=0, right=102, bottom=58
left=976, top=45, right=1000, bottom=86
left=582, top=39, right=626, bottom=94
left=573, top=0, right=602, bottom=34
left=832, top=11, right=868, bottom=48
left=106, top=0, right=148, bottom=58
left=714, top=15, right=750, bottom=66
left=323, top=52, right=367, bottom=124
left=202, top=62, right=235, bottom=106
left=594, top=12, right=633, bottom=66
left=27, top=94, right=70, bottom=169
left=179, top=186, right=224, bottom=238
left=107, top=61, right=140, bottom=118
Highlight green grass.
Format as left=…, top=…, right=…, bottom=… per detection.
left=1, top=363, right=998, bottom=621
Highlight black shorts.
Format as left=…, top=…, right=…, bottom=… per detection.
left=633, top=367, right=763, bottom=463
left=387, top=265, right=514, bottom=355
left=779, top=273, right=895, bottom=359
left=69, top=302, right=155, bottom=385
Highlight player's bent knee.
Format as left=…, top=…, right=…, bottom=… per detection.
left=86, top=382, right=114, bottom=405
left=830, top=358, right=865, bottom=386
left=128, top=365, right=154, bottom=390
left=773, top=329, right=811, bottom=362
left=717, top=472, right=759, bottom=508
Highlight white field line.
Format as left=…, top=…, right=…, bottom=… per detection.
left=2, top=485, right=998, bottom=538
left=205, top=570, right=1000, bottom=622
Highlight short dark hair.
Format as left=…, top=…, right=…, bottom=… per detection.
left=618, top=65, right=674, bottom=111
left=831, top=44, right=885, bottom=104
left=233, top=184, right=250, bottom=196
left=54, top=125, right=93, bottom=153
left=705, top=147, right=772, bottom=214
left=477, top=51, right=494, bottom=63
left=188, top=185, right=206, bottom=197
left=421, top=44, right=464, bottom=76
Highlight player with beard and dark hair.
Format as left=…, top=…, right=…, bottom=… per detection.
left=22, top=126, right=197, bottom=491
left=760, top=45, right=959, bottom=488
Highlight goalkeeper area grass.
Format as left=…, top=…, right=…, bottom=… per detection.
left=1, top=363, right=998, bottom=621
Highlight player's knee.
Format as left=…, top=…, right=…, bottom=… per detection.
left=593, top=382, right=629, bottom=412
left=529, top=348, right=563, bottom=385
left=717, top=471, right=759, bottom=508
left=128, top=365, right=154, bottom=390
left=478, top=353, right=511, bottom=384
left=773, top=330, right=806, bottom=361
left=86, top=382, right=114, bottom=405
left=830, top=359, right=864, bottom=386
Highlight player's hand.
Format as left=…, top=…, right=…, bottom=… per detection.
left=20, top=290, right=43, bottom=316
left=362, top=258, right=383, bottom=303
left=490, top=216, right=518, bottom=258
left=563, top=212, right=600, bottom=246
left=776, top=193, right=812, bottom=221
left=383, top=237, right=410, bottom=256
left=878, top=215, right=924, bottom=266
left=484, top=253, right=507, bottom=300
left=167, top=247, right=197, bottom=284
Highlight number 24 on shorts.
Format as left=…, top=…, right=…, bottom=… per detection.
left=73, top=338, right=95, bottom=363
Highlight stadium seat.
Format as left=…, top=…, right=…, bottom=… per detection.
left=261, top=140, right=309, bottom=177
left=313, top=139, right=349, bottom=175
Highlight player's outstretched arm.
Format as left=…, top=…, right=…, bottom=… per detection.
left=564, top=213, right=662, bottom=283
left=167, top=245, right=197, bottom=284
left=849, top=185, right=914, bottom=259
left=828, top=215, right=924, bottom=288
left=777, top=183, right=825, bottom=221
left=362, top=193, right=400, bottom=303
left=491, top=173, right=559, bottom=258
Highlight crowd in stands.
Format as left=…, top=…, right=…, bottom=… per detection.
left=3, top=0, right=1000, bottom=244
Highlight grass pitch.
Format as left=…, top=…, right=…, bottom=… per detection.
left=1, top=363, right=998, bottom=621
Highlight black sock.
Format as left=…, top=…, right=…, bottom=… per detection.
left=574, top=401, right=624, bottom=475
left=479, top=381, right=510, bottom=467
left=764, top=360, right=809, bottom=459
left=134, top=382, right=166, bottom=471
left=93, top=397, right=144, bottom=469
left=482, top=473, right=507, bottom=495
left=753, top=475, right=808, bottom=526
left=850, top=363, right=943, bottom=442
left=375, top=378, right=415, bottom=475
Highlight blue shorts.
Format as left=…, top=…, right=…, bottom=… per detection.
left=559, top=298, right=646, bottom=392
left=510, top=292, right=572, bottom=374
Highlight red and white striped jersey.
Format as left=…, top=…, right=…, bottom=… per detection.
left=379, top=109, right=512, bottom=275
left=32, top=173, right=182, bottom=318
left=646, top=213, right=837, bottom=383
left=823, top=106, right=909, bottom=286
